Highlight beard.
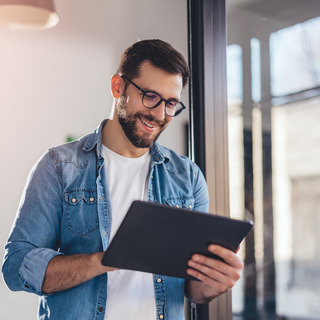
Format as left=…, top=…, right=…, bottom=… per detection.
left=117, top=96, right=168, bottom=148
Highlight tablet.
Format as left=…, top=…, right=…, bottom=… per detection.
left=101, top=200, right=253, bottom=280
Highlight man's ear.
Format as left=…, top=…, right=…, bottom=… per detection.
left=110, top=74, right=125, bottom=98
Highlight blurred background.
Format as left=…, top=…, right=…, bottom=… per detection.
left=1, top=0, right=320, bottom=319
left=226, top=0, right=320, bottom=319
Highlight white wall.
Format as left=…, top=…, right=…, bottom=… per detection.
left=0, top=1, right=188, bottom=318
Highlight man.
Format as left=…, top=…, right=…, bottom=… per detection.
left=2, top=39, right=243, bottom=319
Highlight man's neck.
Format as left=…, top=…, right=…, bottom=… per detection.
left=102, top=117, right=149, bottom=158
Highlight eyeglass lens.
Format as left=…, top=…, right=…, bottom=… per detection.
left=143, top=92, right=183, bottom=117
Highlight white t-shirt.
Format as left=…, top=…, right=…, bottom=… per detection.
left=102, top=145, right=156, bottom=320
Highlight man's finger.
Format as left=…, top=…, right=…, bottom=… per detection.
left=207, top=245, right=243, bottom=269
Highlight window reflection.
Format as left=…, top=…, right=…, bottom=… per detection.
left=227, top=44, right=243, bottom=103
left=251, top=38, right=261, bottom=103
left=273, top=98, right=320, bottom=318
left=270, top=17, right=320, bottom=96
left=227, top=1, right=320, bottom=319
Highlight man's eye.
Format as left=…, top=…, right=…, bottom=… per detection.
left=167, top=100, right=178, bottom=108
left=144, top=93, right=159, bottom=102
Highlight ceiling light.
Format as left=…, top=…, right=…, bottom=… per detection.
left=0, top=0, right=59, bottom=30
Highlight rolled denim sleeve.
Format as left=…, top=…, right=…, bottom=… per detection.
left=2, top=150, right=63, bottom=295
left=18, top=248, right=64, bottom=295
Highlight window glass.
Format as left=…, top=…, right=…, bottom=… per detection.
left=251, top=38, right=261, bottom=103
left=227, top=44, right=243, bottom=103
left=270, top=17, right=320, bottom=96
left=227, top=1, right=320, bottom=319
left=227, top=43, right=245, bottom=314
left=272, top=97, right=320, bottom=318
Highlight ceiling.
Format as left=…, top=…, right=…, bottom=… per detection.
left=227, top=0, right=320, bottom=26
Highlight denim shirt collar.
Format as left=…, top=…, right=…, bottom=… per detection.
left=82, top=119, right=107, bottom=159
left=82, top=118, right=170, bottom=164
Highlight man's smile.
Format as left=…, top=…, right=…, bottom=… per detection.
left=138, top=115, right=157, bottom=131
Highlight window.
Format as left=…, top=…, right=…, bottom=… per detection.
left=227, top=1, right=320, bottom=319
left=270, top=17, right=320, bottom=96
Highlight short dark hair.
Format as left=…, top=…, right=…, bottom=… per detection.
left=117, top=39, right=190, bottom=88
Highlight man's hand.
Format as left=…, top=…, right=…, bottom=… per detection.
left=185, top=245, right=243, bottom=304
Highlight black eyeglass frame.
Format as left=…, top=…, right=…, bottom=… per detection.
left=121, top=75, right=186, bottom=117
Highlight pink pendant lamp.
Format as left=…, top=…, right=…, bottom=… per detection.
left=0, top=0, right=59, bottom=30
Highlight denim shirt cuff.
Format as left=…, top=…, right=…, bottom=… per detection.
left=19, top=248, right=64, bottom=295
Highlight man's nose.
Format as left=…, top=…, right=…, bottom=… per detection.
left=149, top=101, right=166, bottom=121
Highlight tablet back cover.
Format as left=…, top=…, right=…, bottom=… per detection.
left=101, top=200, right=252, bottom=280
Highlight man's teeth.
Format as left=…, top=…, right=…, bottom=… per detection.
left=140, top=117, right=155, bottom=128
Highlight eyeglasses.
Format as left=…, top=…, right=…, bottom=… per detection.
left=121, top=75, right=186, bottom=117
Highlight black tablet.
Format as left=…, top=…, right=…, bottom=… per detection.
left=101, top=200, right=253, bottom=280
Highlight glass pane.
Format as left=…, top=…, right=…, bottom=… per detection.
left=227, top=44, right=243, bottom=102
left=272, top=97, right=320, bottom=318
left=270, top=17, right=320, bottom=96
left=227, top=0, right=320, bottom=319
left=251, top=38, right=261, bottom=103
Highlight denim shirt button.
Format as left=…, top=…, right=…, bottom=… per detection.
left=98, top=307, right=104, bottom=312
left=89, top=197, right=94, bottom=202
left=160, top=314, right=164, bottom=319
left=100, top=196, right=104, bottom=201
left=72, top=198, right=77, bottom=203
left=156, top=278, right=162, bottom=283
left=175, top=205, right=180, bottom=208
left=25, top=284, right=30, bottom=289
left=188, top=204, right=192, bottom=209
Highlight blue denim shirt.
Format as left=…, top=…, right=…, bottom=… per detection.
left=2, top=119, right=209, bottom=320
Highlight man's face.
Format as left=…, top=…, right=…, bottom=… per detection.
left=116, top=61, right=183, bottom=149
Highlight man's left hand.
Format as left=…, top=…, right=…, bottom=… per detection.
left=186, top=244, right=244, bottom=303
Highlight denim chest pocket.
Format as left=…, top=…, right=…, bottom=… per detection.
left=164, top=197, right=195, bottom=210
left=64, top=189, right=99, bottom=236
